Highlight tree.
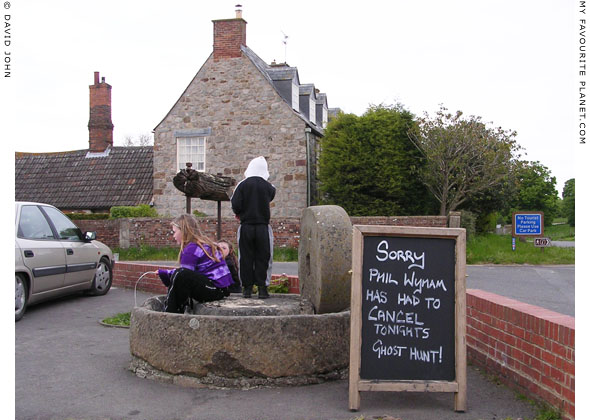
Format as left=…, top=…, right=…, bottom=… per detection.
left=408, top=105, right=522, bottom=216
left=510, top=161, right=560, bottom=226
left=562, top=178, right=575, bottom=226
left=121, top=133, right=154, bottom=146
left=319, top=105, right=436, bottom=216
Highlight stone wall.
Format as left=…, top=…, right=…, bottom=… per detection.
left=152, top=52, right=312, bottom=218
left=114, top=261, right=300, bottom=295
left=75, top=215, right=448, bottom=250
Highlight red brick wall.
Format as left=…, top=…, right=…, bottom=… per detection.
left=75, top=215, right=448, bottom=250
left=350, top=216, right=447, bottom=227
left=467, top=289, right=575, bottom=420
left=75, top=219, right=121, bottom=249
left=113, top=262, right=299, bottom=295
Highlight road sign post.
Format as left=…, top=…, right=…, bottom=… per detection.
left=511, top=212, right=545, bottom=252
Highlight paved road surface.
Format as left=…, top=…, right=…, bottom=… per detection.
left=15, top=287, right=539, bottom=420
left=273, top=262, right=575, bottom=317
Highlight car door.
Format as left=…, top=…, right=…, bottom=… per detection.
left=41, top=206, right=99, bottom=288
left=16, top=205, right=66, bottom=293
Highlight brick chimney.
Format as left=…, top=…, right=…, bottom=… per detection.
left=212, top=5, right=247, bottom=60
left=88, top=71, right=114, bottom=152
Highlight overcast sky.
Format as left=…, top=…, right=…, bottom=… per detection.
left=3, top=0, right=580, bottom=197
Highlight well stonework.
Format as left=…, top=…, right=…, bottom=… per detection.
left=129, top=295, right=350, bottom=388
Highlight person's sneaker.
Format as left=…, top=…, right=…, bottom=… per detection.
left=258, top=286, right=269, bottom=299
left=242, top=287, right=252, bottom=298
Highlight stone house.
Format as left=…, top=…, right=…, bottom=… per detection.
left=14, top=72, right=153, bottom=212
left=153, top=8, right=332, bottom=218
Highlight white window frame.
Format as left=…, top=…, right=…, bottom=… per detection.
left=309, top=96, right=316, bottom=125
left=177, top=136, right=206, bottom=172
left=292, top=79, right=299, bottom=111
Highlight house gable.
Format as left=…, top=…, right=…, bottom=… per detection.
left=153, top=45, right=327, bottom=218
left=152, top=10, right=329, bottom=218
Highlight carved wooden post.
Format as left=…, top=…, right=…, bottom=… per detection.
left=172, top=164, right=236, bottom=237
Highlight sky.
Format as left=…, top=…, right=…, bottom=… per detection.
left=2, top=0, right=580, bottom=197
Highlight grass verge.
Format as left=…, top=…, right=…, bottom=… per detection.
left=115, top=225, right=574, bottom=266
left=101, top=312, right=131, bottom=327
left=467, top=234, right=574, bottom=265
left=115, top=245, right=299, bottom=262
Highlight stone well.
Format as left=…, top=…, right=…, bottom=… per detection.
left=129, top=295, right=350, bottom=388
left=129, top=205, right=355, bottom=388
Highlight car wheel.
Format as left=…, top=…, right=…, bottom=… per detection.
left=15, top=274, right=28, bottom=322
left=87, top=258, right=112, bottom=296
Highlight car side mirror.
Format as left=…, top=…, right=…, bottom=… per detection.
left=84, top=231, right=97, bottom=241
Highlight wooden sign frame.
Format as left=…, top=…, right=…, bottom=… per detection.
left=349, top=225, right=467, bottom=412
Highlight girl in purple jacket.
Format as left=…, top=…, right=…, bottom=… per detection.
left=158, top=214, right=233, bottom=313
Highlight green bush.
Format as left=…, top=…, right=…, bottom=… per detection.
left=475, top=212, right=498, bottom=233
left=192, top=209, right=208, bottom=217
left=66, top=213, right=110, bottom=220
left=110, top=204, right=158, bottom=219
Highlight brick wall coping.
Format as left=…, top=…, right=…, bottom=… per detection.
left=467, top=288, right=575, bottom=328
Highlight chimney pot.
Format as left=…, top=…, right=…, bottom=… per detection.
left=235, top=4, right=242, bottom=18
left=94, top=71, right=99, bottom=85
left=101, top=77, right=105, bottom=83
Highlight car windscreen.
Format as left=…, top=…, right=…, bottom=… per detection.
left=42, top=206, right=84, bottom=241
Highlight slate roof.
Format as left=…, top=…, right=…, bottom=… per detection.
left=266, top=67, right=300, bottom=83
left=299, top=84, right=316, bottom=97
left=15, top=146, right=153, bottom=211
left=241, top=45, right=324, bottom=135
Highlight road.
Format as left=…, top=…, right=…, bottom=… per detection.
left=273, top=262, right=575, bottom=317
left=15, top=287, right=539, bottom=420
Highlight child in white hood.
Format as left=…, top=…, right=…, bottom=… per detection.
left=231, top=156, right=276, bottom=298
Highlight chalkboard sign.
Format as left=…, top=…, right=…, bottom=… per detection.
left=349, top=226, right=466, bottom=412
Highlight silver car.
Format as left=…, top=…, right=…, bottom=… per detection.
left=15, top=202, right=114, bottom=321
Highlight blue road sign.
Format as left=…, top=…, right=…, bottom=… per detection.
left=512, top=213, right=543, bottom=236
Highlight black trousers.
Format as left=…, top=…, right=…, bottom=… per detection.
left=164, top=268, right=228, bottom=313
left=238, top=223, right=272, bottom=289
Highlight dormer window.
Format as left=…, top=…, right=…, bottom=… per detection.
left=309, top=95, right=316, bottom=125
left=292, top=79, right=299, bottom=110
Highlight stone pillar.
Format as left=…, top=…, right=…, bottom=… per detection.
left=298, top=205, right=352, bottom=314
left=448, top=211, right=461, bottom=228
left=119, top=218, right=130, bottom=249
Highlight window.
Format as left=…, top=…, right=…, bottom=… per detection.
left=43, top=206, right=83, bottom=240
left=177, top=137, right=206, bottom=172
left=309, top=96, right=316, bottom=125
left=291, top=79, right=299, bottom=111
left=18, top=205, right=54, bottom=240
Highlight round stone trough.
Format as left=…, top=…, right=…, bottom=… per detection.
left=129, top=294, right=350, bottom=388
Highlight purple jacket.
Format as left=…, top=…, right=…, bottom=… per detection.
left=158, top=242, right=233, bottom=288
